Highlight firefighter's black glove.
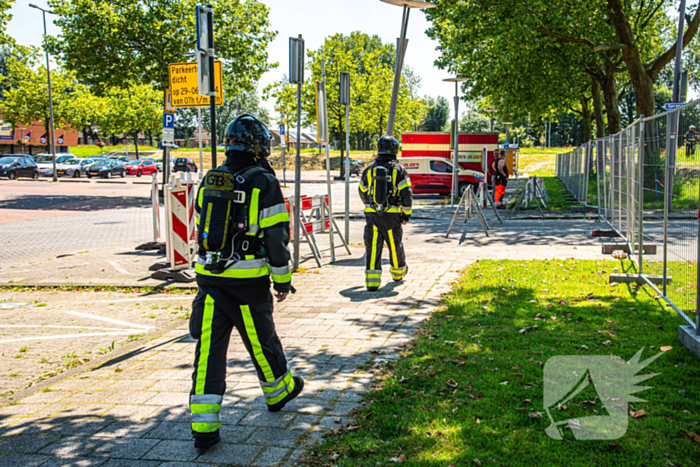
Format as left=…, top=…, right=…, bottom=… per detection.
left=401, top=214, right=410, bottom=225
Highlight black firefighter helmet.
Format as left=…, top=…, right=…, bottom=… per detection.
left=225, top=114, right=272, bottom=160
left=377, top=135, right=400, bottom=157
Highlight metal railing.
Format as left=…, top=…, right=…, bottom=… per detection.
left=557, top=99, right=700, bottom=333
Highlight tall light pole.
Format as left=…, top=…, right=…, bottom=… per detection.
left=444, top=77, right=468, bottom=206
left=29, top=3, right=57, bottom=182
left=381, top=0, right=436, bottom=137
left=484, top=109, right=498, bottom=133
left=503, top=122, right=514, bottom=144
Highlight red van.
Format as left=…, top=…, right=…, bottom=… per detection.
left=398, top=157, right=484, bottom=195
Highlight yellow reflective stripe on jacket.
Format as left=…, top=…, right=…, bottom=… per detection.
left=241, top=304, right=275, bottom=383
left=247, top=188, right=260, bottom=236
left=401, top=207, right=412, bottom=215
left=397, top=177, right=412, bottom=190
left=260, top=212, right=289, bottom=229
left=270, top=264, right=292, bottom=284
left=364, top=206, right=401, bottom=214
left=195, top=260, right=270, bottom=279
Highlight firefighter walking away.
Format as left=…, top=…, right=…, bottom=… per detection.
left=188, top=114, right=303, bottom=450
left=359, top=135, right=413, bottom=291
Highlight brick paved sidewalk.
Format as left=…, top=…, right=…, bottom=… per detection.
left=0, top=212, right=611, bottom=466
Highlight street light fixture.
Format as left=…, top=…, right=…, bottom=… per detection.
left=380, top=0, right=436, bottom=137
left=29, top=3, right=57, bottom=182
left=503, top=122, right=514, bottom=143
left=444, top=77, right=468, bottom=206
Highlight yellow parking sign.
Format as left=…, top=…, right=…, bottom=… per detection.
left=168, top=61, right=224, bottom=108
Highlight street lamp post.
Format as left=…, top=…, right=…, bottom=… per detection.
left=380, top=0, right=436, bottom=137
left=29, top=3, right=57, bottom=182
left=444, top=77, right=468, bottom=206
left=484, top=109, right=498, bottom=133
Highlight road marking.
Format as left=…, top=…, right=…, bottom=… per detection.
left=97, top=297, right=193, bottom=303
left=0, top=331, right=135, bottom=344
left=0, top=325, right=133, bottom=332
left=64, top=311, right=153, bottom=331
left=108, top=260, right=130, bottom=275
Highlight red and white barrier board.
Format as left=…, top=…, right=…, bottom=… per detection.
left=167, top=178, right=192, bottom=270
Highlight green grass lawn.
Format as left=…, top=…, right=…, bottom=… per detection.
left=69, top=145, right=159, bottom=158
left=304, top=259, right=700, bottom=467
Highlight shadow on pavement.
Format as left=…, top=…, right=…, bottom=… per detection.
left=0, top=195, right=150, bottom=211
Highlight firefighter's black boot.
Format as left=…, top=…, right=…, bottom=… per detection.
left=193, top=430, right=220, bottom=450
left=267, top=376, right=305, bottom=412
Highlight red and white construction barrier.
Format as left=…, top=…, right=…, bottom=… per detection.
left=166, top=178, right=192, bottom=271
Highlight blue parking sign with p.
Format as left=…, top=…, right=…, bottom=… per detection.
left=163, top=113, right=175, bottom=129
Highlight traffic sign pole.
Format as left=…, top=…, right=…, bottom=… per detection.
left=206, top=4, right=217, bottom=169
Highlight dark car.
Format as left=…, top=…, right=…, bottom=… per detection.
left=86, top=160, right=126, bottom=179
left=0, top=155, right=39, bottom=180
left=173, top=158, right=197, bottom=173
left=348, top=159, right=365, bottom=176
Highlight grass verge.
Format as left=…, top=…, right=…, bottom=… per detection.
left=303, top=259, right=700, bottom=467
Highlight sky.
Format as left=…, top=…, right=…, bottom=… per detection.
left=6, top=0, right=459, bottom=119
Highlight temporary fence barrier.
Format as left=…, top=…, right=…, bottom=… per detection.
left=557, top=99, right=700, bottom=336
left=446, top=183, right=495, bottom=237
left=556, top=142, right=593, bottom=205
left=509, top=177, right=551, bottom=218
left=285, top=194, right=351, bottom=268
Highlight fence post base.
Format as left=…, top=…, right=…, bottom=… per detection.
left=678, top=326, right=700, bottom=359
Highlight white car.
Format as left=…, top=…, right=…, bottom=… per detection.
left=56, top=158, right=94, bottom=178
left=35, top=153, right=76, bottom=176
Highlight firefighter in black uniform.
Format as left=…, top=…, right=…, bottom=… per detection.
left=359, top=135, right=413, bottom=291
left=492, top=150, right=509, bottom=207
left=188, top=114, right=303, bottom=450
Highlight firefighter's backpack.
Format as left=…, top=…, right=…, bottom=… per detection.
left=197, top=165, right=264, bottom=253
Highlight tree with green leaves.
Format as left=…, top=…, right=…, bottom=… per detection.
left=1, top=51, right=100, bottom=151
left=47, top=0, right=277, bottom=95
left=421, top=96, right=450, bottom=132
left=98, top=84, right=161, bottom=158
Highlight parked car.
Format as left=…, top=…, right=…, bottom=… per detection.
left=398, top=157, right=484, bottom=195
left=125, top=159, right=158, bottom=177
left=56, top=158, right=94, bottom=178
left=173, top=158, right=197, bottom=173
left=86, top=160, right=126, bottom=179
left=348, top=159, right=365, bottom=176
left=110, top=156, right=132, bottom=164
left=0, top=155, right=39, bottom=180
left=35, top=153, right=76, bottom=176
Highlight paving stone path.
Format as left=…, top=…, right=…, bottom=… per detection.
left=0, top=207, right=610, bottom=466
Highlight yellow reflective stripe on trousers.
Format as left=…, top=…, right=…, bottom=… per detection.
left=370, top=225, right=379, bottom=269
left=195, top=295, right=215, bottom=395
left=247, top=188, right=260, bottom=236
left=240, top=304, right=275, bottom=383
left=387, top=229, right=399, bottom=268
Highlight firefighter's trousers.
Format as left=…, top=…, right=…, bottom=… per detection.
left=189, top=283, right=296, bottom=435
left=363, top=213, right=408, bottom=288
left=494, top=177, right=508, bottom=204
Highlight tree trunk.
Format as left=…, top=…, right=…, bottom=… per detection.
left=82, top=126, right=90, bottom=145
left=592, top=78, right=605, bottom=137
left=134, top=132, right=139, bottom=159
left=605, top=0, right=660, bottom=118
left=601, top=62, right=622, bottom=134
left=581, top=97, right=592, bottom=143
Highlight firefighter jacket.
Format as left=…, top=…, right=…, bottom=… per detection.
left=686, top=130, right=699, bottom=143
left=359, top=155, right=413, bottom=218
left=194, top=158, right=292, bottom=295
